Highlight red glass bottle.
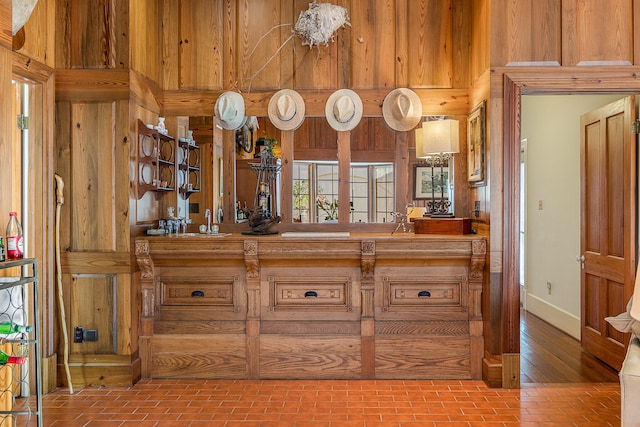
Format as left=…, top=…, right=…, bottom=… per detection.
left=6, top=212, right=24, bottom=260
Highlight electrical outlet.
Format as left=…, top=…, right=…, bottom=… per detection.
left=73, top=326, right=98, bottom=343
left=74, top=326, right=84, bottom=343
left=547, top=281, right=552, bottom=294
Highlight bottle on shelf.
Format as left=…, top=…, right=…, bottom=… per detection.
left=258, top=183, right=269, bottom=217
left=236, top=201, right=245, bottom=221
left=0, top=322, right=32, bottom=334
left=0, top=237, right=4, bottom=262
left=0, top=349, right=26, bottom=365
left=6, top=212, right=24, bottom=260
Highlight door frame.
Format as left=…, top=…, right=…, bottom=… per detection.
left=499, top=67, right=640, bottom=385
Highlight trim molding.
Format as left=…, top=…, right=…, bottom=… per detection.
left=525, top=294, right=580, bottom=340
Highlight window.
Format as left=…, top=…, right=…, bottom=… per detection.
left=292, top=161, right=394, bottom=223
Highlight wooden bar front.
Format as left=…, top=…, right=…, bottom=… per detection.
left=135, top=233, right=486, bottom=380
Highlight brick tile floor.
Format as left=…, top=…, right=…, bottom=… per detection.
left=35, top=379, right=620, bottom=426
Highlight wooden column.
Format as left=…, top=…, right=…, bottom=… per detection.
left=337, top=131, right=351, bottom=222
left=469, top=238, right=486, bottom=379
left=135, top=240, right=154, bottom=378
left=244, top=240, right=260, bottom=379
left=360, top=240, right=376, bottom=378
left=279, top=130, right=293, bottom=223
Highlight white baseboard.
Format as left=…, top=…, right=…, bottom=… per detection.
left=525, top=293, right=580, bottom=340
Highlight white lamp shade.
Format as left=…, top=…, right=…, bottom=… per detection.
left=414, top=127, right=425, bottom=158
left=420, top=119, right=460, bottom=155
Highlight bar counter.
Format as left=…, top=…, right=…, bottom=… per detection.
left=134, top=232, right=486, bottom=380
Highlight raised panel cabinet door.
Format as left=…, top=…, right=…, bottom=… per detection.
left=580, top=96, right=636, bottom=370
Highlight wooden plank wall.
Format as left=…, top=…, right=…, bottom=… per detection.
left=5, top=0, right=640, bottom=389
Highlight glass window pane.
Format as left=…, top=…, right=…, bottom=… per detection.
left=293, top=161, right=394, bottom=223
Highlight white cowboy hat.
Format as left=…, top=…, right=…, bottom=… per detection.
left=382, top=88, right=423, bottom=131
left=268, top=89, right=306, bottom=131
left=325, top=89, right=363, bottom=131
left=214, top=91, right=245, bottom=130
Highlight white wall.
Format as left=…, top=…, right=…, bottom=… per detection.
left=521, top=94, right=623, bottom=339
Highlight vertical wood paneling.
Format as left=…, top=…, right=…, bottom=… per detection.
left=0, top=50, right=16, bottom=216
left=70, top=275, right=115, bottom=354
left=131, top=0, right=161, bottom=83
left=16, top=0, right=56, bottom=68
left=563, top=0, right=633, bottom=66
left=70, top=102, right=117, bottom=251
left=406, top=0, right=453, bottom=88
left=471, top=0, right=489, bottom=79
left=238, top=0, right=282, bottom=91
left=54, top=0, right=71, bottom=69
left=337, top=131, right=351, bottom=222
left=507, top=0, right=561, bottom=65
left=291, top=0, right=340, bottom=90
left=350, top=0, right=395, bottom=89
left=452, top=0, right=472, bottom=88
left=69, top=0, right=115, bottom=68
left=395, top=0, right=409, bottom=87
left=161, top=0, right=180, bottom=90
left=0, top=0, right=10, bottom=48
left=179, top=0, right=223, bottom=90
left=114, top=100, right=130, bottom=251
left=117, top=273, right=134, bottom=355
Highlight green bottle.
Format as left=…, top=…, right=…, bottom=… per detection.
left=0, top=322, right=32, bottom=334
left=0, top=237, right=4, bottom=262
left=0, top=350, right=25, bottom=365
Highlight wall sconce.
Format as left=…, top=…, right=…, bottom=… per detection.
left=416, top=118, right=460, bottom=217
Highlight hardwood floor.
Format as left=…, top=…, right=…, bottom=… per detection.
left=520, top=309, right=620, bottom=383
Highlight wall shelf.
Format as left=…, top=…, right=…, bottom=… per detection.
left=136, top=119, right=176, bottom=199
left=178, top=138, right=200, bottom=198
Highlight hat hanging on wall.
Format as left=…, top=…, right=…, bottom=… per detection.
left=214, top=91, right=246, bottom=130
left=382, top=88, right=422, bottom=131
left=325, top=89, right=363, bottom=131
left=268, top=89, right=306, bottom=131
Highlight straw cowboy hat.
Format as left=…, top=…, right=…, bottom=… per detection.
left=214, top=91, right=246, bottom=130
left=325, top=89, right=363, bottom=131
left=382, top=88, right=423, bottom=131
left=268, top=89, right=306, bottom=131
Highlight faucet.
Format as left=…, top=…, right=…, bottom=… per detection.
left=205, top=209, right=212, bottom=233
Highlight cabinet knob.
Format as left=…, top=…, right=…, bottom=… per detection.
left=191, top=290, right=205, bottom=297
left=418, top=290, right=431, bottom=298
left=304, top=291, right=318, bottom=298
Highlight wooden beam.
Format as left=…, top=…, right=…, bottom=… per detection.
left=55, top=69, right=129, bottom=101
left=162, top=88, right=469, bottom=118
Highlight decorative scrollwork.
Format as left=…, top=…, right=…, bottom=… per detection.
left=361, top=258, right=375, bottom=279
left=244, top=240, right=258, bottom=255
left=245, top=258, right=259, bottom=279
left=472, top=239, right=487, bottom=255
left=135, top=240, right=153, bottom=279
left=362, top=240, right=375, bottom=255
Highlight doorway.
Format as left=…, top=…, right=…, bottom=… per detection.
left=519, top=94, right=627, bottom=383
